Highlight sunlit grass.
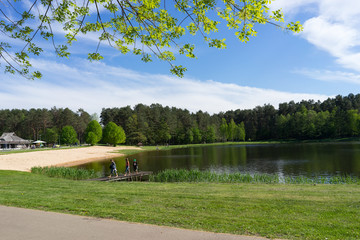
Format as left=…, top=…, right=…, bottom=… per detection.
left=0, top=170, right=359, bottom=240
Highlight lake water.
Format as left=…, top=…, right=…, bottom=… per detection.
left=77, top=142, right=360, bottom=177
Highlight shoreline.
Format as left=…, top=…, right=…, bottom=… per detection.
left=0, top=146, right=140, bottom=172
left=54, top=155, right=118, bottom=168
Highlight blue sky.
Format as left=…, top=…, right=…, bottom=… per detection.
left=1, top=0, right=360, bottom=115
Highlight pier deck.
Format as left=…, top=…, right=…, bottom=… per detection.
left=88, top=171, right=153, bottom=182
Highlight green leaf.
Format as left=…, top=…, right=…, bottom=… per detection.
left=88, top=53, right=104, bottom=61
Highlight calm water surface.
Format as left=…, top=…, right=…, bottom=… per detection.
left=77, top=142, right=360, bottom=177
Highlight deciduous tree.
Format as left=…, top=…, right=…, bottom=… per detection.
left=205, top=125, right=216, bottom=143
left=61, top=125, right=78, bottom=145
left=235, top=122, right=245, bottom=141
left=85, top=120, right=102, bottom=145
left=85, top=132, right=98, bottom=146
left=227, top=119, right=236, bottom=141
left=43, top=128, right=59, bottom=144
left=102, top=121, right=126, bottom=146
left=220, top=118, right=228, bottom=142
left=192, top=127, right=202, bottom=144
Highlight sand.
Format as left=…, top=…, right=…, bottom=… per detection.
left=0, top=146, right=140, bottom=172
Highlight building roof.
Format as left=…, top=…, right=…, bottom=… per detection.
left=0, top=132, right=31, bottom=144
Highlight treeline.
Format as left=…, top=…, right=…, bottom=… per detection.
left=226, top=93, right=360, bottom=140
left=100, top=104, right=245, bottom=145
left=0, top=108, right=92, bottom=143
left=1, top=93, right=360, bottom=145
left=100, top=93, right=360, bottom=143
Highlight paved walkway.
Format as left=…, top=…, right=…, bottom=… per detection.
left=1, top=205, right=269, bottom=240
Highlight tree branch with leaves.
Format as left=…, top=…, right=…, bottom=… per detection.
left=0, top=0, right=302, bottom=79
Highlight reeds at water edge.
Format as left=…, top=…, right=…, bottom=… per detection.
left=31, top=166, right=100, bottom=180
left=150, top=169, right=360, bottom=184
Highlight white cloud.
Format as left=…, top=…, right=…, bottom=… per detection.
left=295, top=69, right=360, bottom=85
left=269, top=1, right=360, bottom=87
left=302, top=17, right=359, bottom=56
left=271, top=0, right=360, bottom=74
left=269, top=0, right=318, bottom=16
left=0, top=59, right=330, bottom=115
left=336, top=52, right=360, bottom=73
left=318, top=0, right=360, bottom=24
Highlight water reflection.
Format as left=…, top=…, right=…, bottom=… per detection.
left=77, top=142, right=360, bottom=177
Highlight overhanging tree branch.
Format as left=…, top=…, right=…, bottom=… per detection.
left=0, top=0, right=302, bottom=79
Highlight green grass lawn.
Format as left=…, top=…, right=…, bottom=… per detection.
left=1, top=170, right=359, bottom=239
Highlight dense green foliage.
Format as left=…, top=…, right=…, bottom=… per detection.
left=101, top=93, right=360, bottom=144
left=85, top=120, right=102, bottom=145
left=1, top=171, right=359, bottom=240
left=101, top=104, right=247, bottom=145
left=31, top=166, right=100, bottom=180
left=0, top=107, right=91, bottom=143
left=60, top=125, right=78, bottom=145
left=2, top=93, right=360, bottom=145
left=85, top=132, right=98, bottom=146
left=0, top=0, right=301, bottom=79
left=102, top=122, right=126, bottom=146
left=151, top=169, right=360, bottom=184
left=43, top=128, right=59, bottom=144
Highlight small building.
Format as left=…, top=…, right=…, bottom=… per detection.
left=0, top=132, right=31, bottom=150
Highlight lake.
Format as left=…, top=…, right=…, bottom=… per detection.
left=77, top=142, right=360, bottom=177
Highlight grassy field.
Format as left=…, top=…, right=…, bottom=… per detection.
left=1, top=170, right=359, bottom=240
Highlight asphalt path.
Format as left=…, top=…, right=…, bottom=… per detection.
left=1, top=205, right=270, bottom=240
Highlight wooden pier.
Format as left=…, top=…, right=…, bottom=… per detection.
left=88, top=171, right=153, bottom=182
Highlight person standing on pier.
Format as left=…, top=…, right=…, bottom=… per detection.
left=109, top=159, right=118, bottom=178
left=133, top=159, right=138, bottom=173
left=125, top=158, right=130, bottom=176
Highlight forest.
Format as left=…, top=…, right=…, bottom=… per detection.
left=1, top=93, right=360, bottom=145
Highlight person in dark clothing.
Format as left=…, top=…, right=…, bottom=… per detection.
left=109, top=159, right=118, bottom=177
left=133, top=159, right=138, bottom=173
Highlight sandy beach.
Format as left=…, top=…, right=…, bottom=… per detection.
left=0, top=146, right=139, bottom=172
